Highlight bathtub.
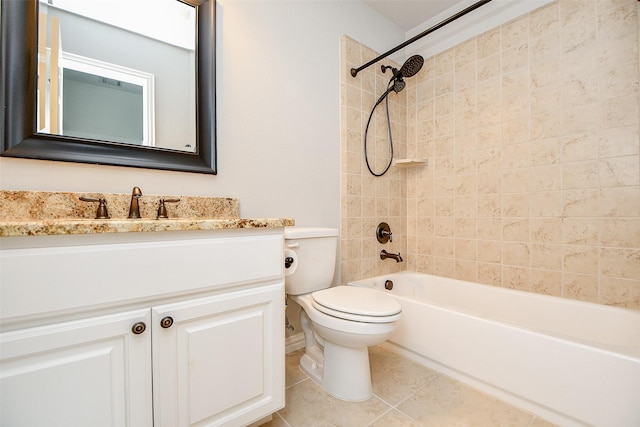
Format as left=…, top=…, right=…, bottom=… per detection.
left=348, top=271, right=640, bottom=427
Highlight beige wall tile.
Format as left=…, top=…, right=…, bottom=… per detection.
left=599, top=156, right=640, bottom=188
left=561, top=132, right=599, bottom=162
left=477, top=217, right=503, bottom=240
left=434, top=256, right=455, bottom=277
left=563, top=245, right=599, bottom=275
left=531, top=269, right=562, bottom=297
left=563, top=272, right=598, bottom=302
left=599, top=276, right=640, bottom=309
left=530, top=191, right=563, bottom=217
left=455, top=259, right=478, bottom=282
left=530, top=137, right=561, bottom=165
left=531, top=217, right=562, bottom=243
left=340, top=0, right=640, bottom=309
left=599, top=186, right=640, bottom=217
left=477, top=240, right=502, bottom=263
left=501, top=168, right=530, bottom=193
left=601, top=247, right=640, bottom=280
left=530, top=165, right=562, bottom=191
left=563, top=189, right=599, bottom=217
left=503, top=217, right=529, bottom=242
left=477, top=194, right=501, bottom=217
left=598, top=125, right=640, bottom=158
left=503, top=265, right=530, bottom=291
left=477, top=171, right=502, bottom=195
left=455, top=238, right=477, bottom=261
left=562, top=217, right=599, bottom=245
left=562, top=160, right=599, bottom=189
left=502, top=193, right=529, bottom=217
left=531, top=243, right=563, bottom=270
left=600, top=218, right=640, bottom=248
left=503, top=242, right=531, bottom=267
left=478, top=28, right=500, bottom=59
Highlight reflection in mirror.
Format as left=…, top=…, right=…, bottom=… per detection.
left=1, top=0, right=216, bottom=174
left=37, top=0, right=196, bottom=152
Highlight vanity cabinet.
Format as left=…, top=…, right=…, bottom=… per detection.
left=0, top=228, right=285, bottom=427
left=152, top=283, right=282, bottom=427
left=0, top=308, right=152, bottom=426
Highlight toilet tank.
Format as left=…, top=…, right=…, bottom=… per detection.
left=284, top=227, right=338, bottom=295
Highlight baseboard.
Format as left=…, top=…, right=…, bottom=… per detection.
left=285, top=332, right=305, bottom=353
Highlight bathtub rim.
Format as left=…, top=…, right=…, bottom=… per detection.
left=348, top=270, right=640, bottom=354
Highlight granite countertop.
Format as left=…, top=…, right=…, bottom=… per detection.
left=0, top=217, right=295, bottom=237
left=0, top=190, right=294, bottom=237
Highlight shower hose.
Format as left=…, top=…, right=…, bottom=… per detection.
left=364, top=80, right=396, bottom=177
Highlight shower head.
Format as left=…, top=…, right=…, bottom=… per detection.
left=375, top=54, right=423, bottom=102
left=374, top=77, right=406, bottom=106
left=380, top=54, right=424, bottom=94
left=381, top=55, right=424, bottom=80
left=392, top=78, right=406, bottom=93
left=399, top=55, right=424, bottom=79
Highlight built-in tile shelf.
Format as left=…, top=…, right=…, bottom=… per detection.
left=393, top=158, right=428, bottom=168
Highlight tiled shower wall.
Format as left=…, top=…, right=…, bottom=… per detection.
left=340, top=0, right=640, bottom=309
left=340, top=37, right=408, bottom=282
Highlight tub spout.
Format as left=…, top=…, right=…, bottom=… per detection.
left=380, top=250, right=403, bottom=263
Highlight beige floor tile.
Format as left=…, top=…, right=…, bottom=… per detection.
left=278, top=346, right=557, bottom=427
left=369, top=346, right=439, bottom=405
left=260, top=413, right=290, bottom=427
left=397, top=376, right=536, bottom=427
left=368, top=409, right=423, bottom=426
left=285, top=349, right=307, bottom=387
left=277, top=378, right=390, bottom=426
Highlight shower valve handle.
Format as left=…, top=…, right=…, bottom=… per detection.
left=376, top=222, right=392, bottom=243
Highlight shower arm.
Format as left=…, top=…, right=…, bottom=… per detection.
left=350, top=0, right=492, bottom=78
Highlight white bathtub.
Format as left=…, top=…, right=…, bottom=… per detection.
left=349, top=271, right=640, bottom=427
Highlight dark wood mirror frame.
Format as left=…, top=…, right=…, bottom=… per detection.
left=0, top=0, right=216, bottom=174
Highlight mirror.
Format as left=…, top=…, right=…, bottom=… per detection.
left=0, top=0, right=216, bottom=174
left=37, top=0, right=196, bottom=152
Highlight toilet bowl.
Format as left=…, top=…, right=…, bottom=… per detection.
left=284, top=227, right=401, bottom=401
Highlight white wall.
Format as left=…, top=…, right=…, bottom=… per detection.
left=1, top=0, right=403, bottom=228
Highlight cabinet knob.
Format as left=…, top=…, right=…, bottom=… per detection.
left=160, top=316, right=174, bottom=328
left=131, top=322, right=147, bottom=335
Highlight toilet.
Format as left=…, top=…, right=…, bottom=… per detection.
left=284, top=227, right=401, bottom=401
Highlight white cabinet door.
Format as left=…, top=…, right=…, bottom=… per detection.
left=152, top=283, right=285, bottom=427
left=0, top=309, right=152, bottom=427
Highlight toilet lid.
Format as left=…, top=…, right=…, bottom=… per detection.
left=311, top=286, right=401, bottom=323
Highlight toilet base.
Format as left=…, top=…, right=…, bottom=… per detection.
left=300, top=340, right=372, bottom=402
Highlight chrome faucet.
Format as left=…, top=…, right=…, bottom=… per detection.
left=128, top=187, right=143, bottom=219
left=380, top=250, right=403, bottom=263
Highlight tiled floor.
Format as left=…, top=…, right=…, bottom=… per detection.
left=264, top=345, right=557, bottom=427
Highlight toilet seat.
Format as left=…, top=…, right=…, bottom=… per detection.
left=311, top=286, right=401, bottom=323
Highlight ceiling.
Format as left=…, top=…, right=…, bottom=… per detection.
left=363, top=0, right=467, bottom=31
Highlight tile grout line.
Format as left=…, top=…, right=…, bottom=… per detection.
left=368, top=373, right=441, bottom=426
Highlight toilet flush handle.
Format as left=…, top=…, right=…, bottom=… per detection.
left=286, top=242, right=299, bottom=248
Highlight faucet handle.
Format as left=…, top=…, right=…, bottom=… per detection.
left=156, top=198, right=180, bottom=219
left=376, top=222, right=393, bottom=243
left=79, top=196, right=110, bottom=219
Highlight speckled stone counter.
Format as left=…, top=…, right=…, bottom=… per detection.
left=0, top=190, right=294, bottom=237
